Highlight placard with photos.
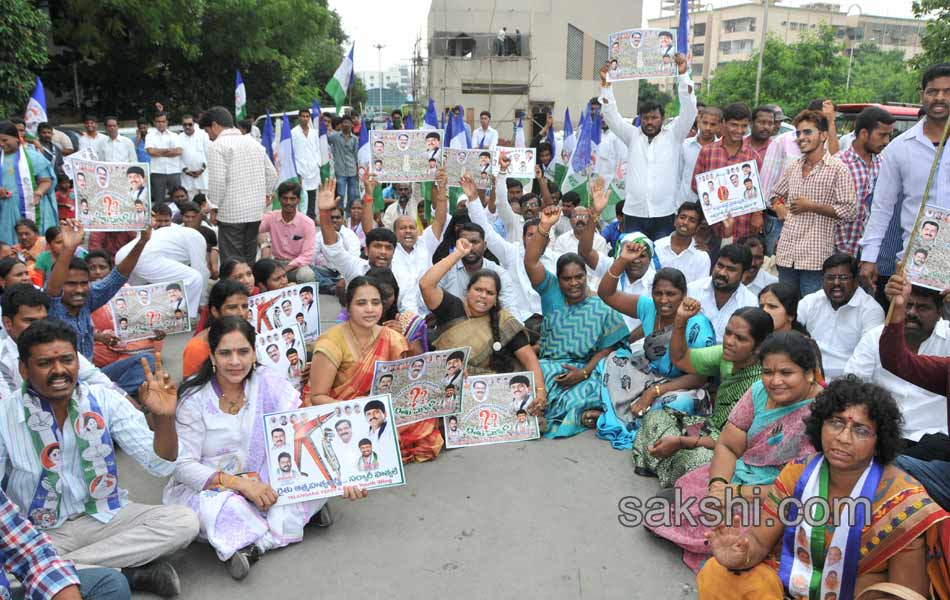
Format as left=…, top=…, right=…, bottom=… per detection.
left=444, top=148, right=495, bottom=189
left=68, top=156, right=151, bottom=231
left=108, top=281, right=191, bottom=342
left=904, top=205, right=950, bottom=292
left=255, top=323, right=307, bottom=391
left=491, top=147, right=537, bottom=178
left=606, top=28, right=677, bottom=81
left=248, top=284, right=321, bottom=343
left=444, top=372, right=540, bottom=448
left=369, top=347, right=470, bottom=426
left=369, top=129, right=444, bottom=183
left=263, top=395, right=405, bottom=506
left=694, top=160, right=765, bottom=226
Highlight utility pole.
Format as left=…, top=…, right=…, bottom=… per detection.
left=374, top=43, right=385, bottom=119
left=753, top=0, right=769, bottom=105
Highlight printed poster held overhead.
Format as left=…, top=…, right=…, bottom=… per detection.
left=108, top=281, right=191, bottom=342
left=68, top=156, right=151, bottom=231
left=694, top=160, right=765, bottom=226
left=904, top=206, right=950, bottom=291
left=444, top=148, right=495, bottom=190
left=445, top=372, right=541, bottom=449
left=248, top=284, right=321, bottom=343
left=606, top=28, right=677, bottom=81
left=370, top=129, right=443, bottom=183
left=263, top=395, right=405, bottom=506
left=492, top=147, right=537, bottom=178
left=370, top=348, right=470, bottom=427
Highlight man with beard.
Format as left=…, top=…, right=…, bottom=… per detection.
left=771, top=110, right=857, bottom=298
left=691, top=102, right=762, bottom=242
left=687, top=244, right=758, bottom=342
left=845, top=282, right=950, bottom=443
left=446, top=416, right=461, bottom=444
left=745, top=106, right=775, bottom=165
left=276, top=452, right=298, bottom=480
left=652, top=202, right=710, bottom=284
left=381, top=182, right=416, bottom=230
left=738, top=236, right=777, bottom=295
left=597, top=54, right=696, bottom=239
left=832, top=107, right=895, bottom=257
left=679, top=106, right=722, bottom=204
left=797, top=253, right=884, bottom=380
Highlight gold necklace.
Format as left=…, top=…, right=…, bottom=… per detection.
left=219, top=389, right=245, bottom=415
left=348, top=322, right=375, bottom=354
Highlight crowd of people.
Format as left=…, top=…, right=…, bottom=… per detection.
left=0, top=55, right=949, bottom=600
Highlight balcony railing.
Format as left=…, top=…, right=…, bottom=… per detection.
left=431, top=32, right=531, bottom=60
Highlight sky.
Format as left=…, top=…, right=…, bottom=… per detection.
left=329, top=0, right=917, bottom=72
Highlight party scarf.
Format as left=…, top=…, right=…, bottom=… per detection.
left=1, top=146, right=36, bottom=220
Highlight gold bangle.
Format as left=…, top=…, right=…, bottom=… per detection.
left=654, top=384, right=662, bottom=397
left=538, top=227, right=550, bottom=238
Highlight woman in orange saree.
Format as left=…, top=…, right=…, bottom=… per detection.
left=308, top=276, right=443, bottom=463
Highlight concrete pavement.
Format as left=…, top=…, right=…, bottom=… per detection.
left=122, top=295, right=696, bottom=599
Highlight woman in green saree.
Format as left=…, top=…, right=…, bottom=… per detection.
left=633, top=300, right=774, bottom=486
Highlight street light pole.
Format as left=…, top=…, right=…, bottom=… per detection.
left=845, top=4, right=862, bottom=91
left=753, top=0, right=769, bottom=105
left=374, top=43, right=385, bottom=119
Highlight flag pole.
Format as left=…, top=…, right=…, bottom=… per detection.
left=885, top=115, right=950, bottom=324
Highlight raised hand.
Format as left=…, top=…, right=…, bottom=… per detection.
left=362, top=170, right=377, bottom=196
left=675, top=297, right=702, bottom=327
left=884, top=273, right=911, bottom=307
left=60, top=219, right=85, bottom=251
left=459, top=173, right=478, bottom=200
left=618, top=240, right=646, bottom=263
left=454, top=237, right=473, bottom=256
left=435, top=168, right=447, bottom=191
left=539, top=205, right=561, bottom=230
left=318, top=179, right=337, bottom=211
left=498, top=152, right=510, bottom=173
left=535, top=164, right=543, bottom=180
left=139, top=352, right=177, bottom=417
left=591, top=177, right=608, bottom=215
left=674, top=52, right=688, bottom=75
left=599, top=62, right=611, bottom=86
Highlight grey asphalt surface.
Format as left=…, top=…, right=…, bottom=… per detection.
left=121, top=295, right=695, bottom=599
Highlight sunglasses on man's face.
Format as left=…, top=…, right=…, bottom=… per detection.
left=794, top=128, right=817, bottom=138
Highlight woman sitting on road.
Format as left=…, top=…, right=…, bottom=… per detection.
left=632, top=303, right=773, bottom=487
left=647, top=331, right=822, bottom=572
left=698, top=376, right=947, bottom=600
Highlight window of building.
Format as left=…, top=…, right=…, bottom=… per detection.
left=594, top=40, right=608, bottom=79
left=693, top=22, right=707, bottom=37
left=692, top=43, right=705, bottom=57
left=723, top=18, right=756, bottom=34
left=566, top=24, right=584, bottom=80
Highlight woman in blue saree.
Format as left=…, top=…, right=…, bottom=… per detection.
left=0, top=121, right=57, bottom=245
left=524, top=205, right=629, bottom=438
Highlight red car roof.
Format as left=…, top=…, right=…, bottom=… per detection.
left=837, top=103, right=921, bottom=118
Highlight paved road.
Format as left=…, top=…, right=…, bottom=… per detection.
left=122, top=295, right=695, bottom=599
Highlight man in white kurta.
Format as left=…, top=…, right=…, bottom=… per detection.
left=291, top=109, right=321, bottom=217
left=179, top=116, right=210, bottom=199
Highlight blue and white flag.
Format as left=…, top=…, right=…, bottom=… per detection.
left=24, top=77, right=47, bottom=136
left=235, top=70, right=247, bottom=121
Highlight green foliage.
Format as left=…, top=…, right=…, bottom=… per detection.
left=701, top=27, right=918, bottom=115
left=0, top=0, right=50, bottom=117
left=637, top=81, right=674, bottom=112
left=912, top=0, right=950, bottom=70
left=44, top=0, right=362, bottom=119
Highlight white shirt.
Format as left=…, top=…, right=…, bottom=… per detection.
left=179, top=130, right=211, bottom=190
left=438, top=258, right=521, bottom=321
left=78, top=133, right=101, bottom=155
left=97, top=135, right=137, bottom=163
left=596, top=130, right=628, bottom=180
left=313, top=226, right=361, bottom=269
left=797, top=286, right=885, bottom=381
left=0, top=383, right=175, bottom=528
left=845, top=322, right=950, bottom=441
left=744, top=268, right=778, bottom=296
left=653, top=235, right=710, bottom=284
left=324, top=237, right=417, bottom=314
left=543, top=229, right=609, bottom=289
left=382, top=199, right=418, bottom=231
left=599, top=73, right=697, bottom=218
left=144, top=129, right=183, bottom=174
left=116, top=225, right=211, bottom=284
left=291, top=125, right=321, bottom=191
left=472, top=126, right=498, bottom=150
left=687, top=277, right=758, bottom=342
left=465, top=193, right=541, bottom=321
left=391, top=242, right=432, bottom=315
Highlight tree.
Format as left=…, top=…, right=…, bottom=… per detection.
left=0, top=0, right=50, bottom=118
left=701, top=27, right=918, bottom=115
left=912, top=0, right=950, bottom=70
left=637, top=81, right=673, bottom=112
left=44, top=0, right=354, bottom=119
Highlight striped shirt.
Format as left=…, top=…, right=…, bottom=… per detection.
left=207, top=129, right=278, bottom=224
left=772, top=152, right=858, bottom=271
left=0, top=489, right=79, bottom=597
left=833, top=146, right=881, bottom=256
left=0, top=383, right=176, bottom=528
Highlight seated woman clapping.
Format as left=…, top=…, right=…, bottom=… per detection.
left=699, top=376, right=947, bottom=600
left=164, top=317, right=366, bottom=580
left=632, top=301, right=773, bottom=486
